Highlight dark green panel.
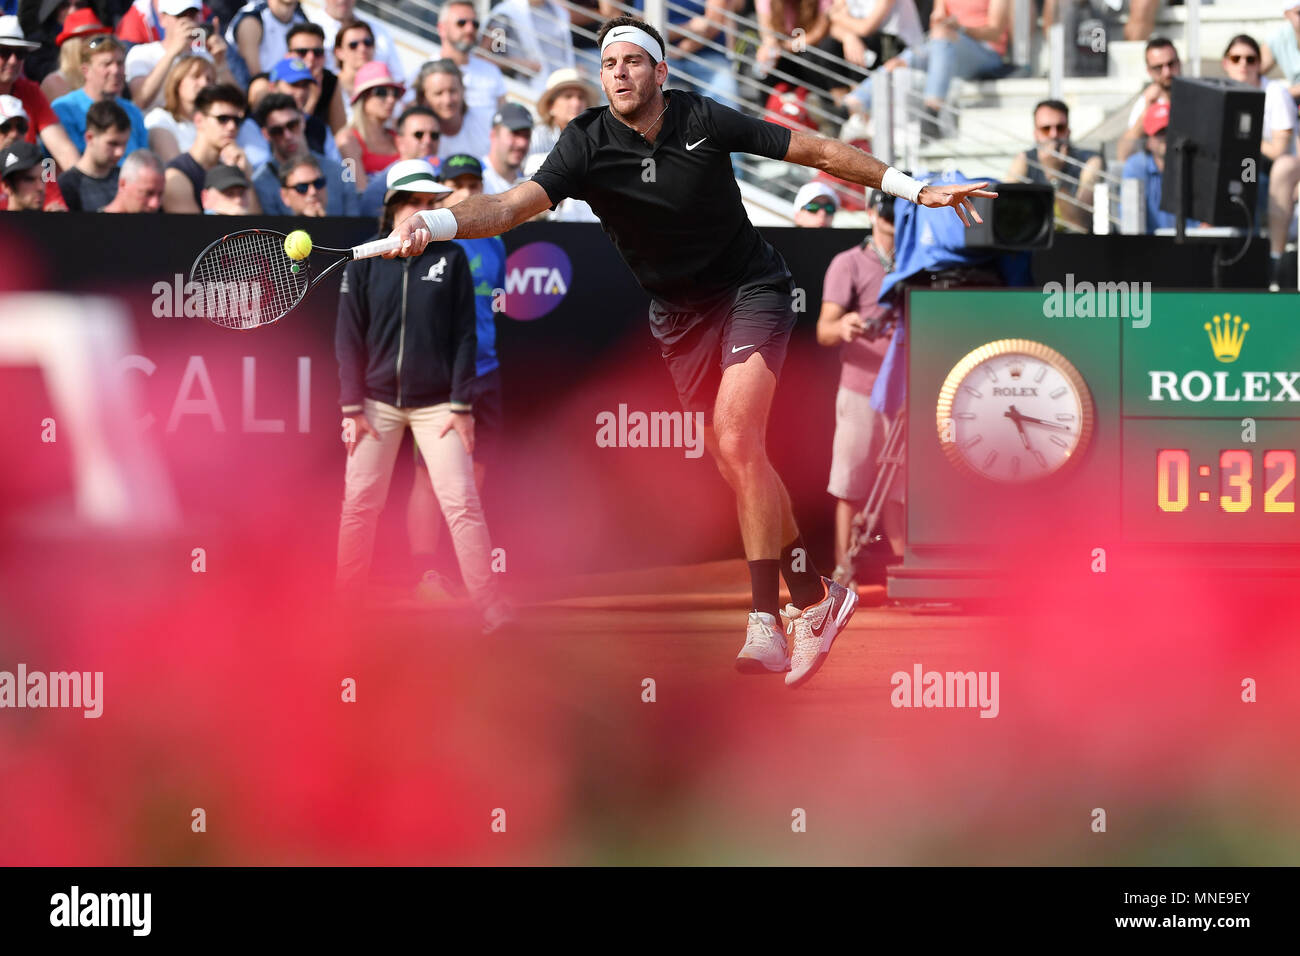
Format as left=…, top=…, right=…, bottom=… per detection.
left=906, top=290, right=1122, bottom=549
left=1122, top=292, right=1300, bottom=419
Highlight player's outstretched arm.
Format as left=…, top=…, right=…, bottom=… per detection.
left=783, top=130, right=998, bottom=226
left=384, top=181, right=554, bottom=257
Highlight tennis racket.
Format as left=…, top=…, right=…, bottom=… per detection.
left=187, top=227, right=403, bottom=330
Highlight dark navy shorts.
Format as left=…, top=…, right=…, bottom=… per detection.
left=651, top=269, right=799, bottom=423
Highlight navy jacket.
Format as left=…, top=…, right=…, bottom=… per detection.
left=335, top=237, right=477, bottom=413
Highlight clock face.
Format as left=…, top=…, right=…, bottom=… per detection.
left=936, top=339, right=1095, bottom=482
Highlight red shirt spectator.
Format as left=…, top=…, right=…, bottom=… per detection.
left=10, top=75, right=59, bottom=148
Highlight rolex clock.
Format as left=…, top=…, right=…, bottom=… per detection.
left=935, top=338, right=1096, bottom=482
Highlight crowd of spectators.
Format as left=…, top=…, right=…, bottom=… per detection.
left=3, top=0, right=1297, bottom=258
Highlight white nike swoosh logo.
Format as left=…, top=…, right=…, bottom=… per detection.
left=731, top=344, right=756, bottom=353
left=686, top=138, right=707, bottom=150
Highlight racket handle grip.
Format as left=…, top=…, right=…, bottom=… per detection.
left=351, top=237, right=403, bottom=259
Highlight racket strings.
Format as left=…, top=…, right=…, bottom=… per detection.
left=190, top=231, right=308, bottom=328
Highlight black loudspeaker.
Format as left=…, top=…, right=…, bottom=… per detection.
left=965, top=183, right=1055, bottom=250
left=1161, top=76, right=1265, bottom=226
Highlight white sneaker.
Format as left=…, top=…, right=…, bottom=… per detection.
left=784, top=578, right=859, bottom=688
left=735, top=611, right=791, bottom=673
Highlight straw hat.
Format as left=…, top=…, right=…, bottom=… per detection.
left=537, top=68, right=599, bottom=119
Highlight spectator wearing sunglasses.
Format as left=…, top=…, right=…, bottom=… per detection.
left=164, top=82, right=256, bottom=212
left=308, top=0, right=404, bottom=85
left=0, top=16, right=80, bottom=172
left=250, top=90, right=357, bottom=214
left=1221, top=32, right=1300, bottom=289
left=278, top=153, right=328, bottom=216
left=1006, top=99, right=1102, bottom=233
left=336, top=60, right=402, bottom=188
left=0, top=94, right=67, bottom=211
left=235, top=55, right=342, bottom=167
left=225, top=0, right=308, bottom=89
left=431, top=1, right=506, bottom=113
left=43, top=7, right=112, bottom=104
left=0, top=92, right=27, bottom=150
left=332, top=17, right=375, bottom=122
left=793, top=181, right=837, bottom=227
left=284, top=21, right=346, bottom=133
left=52, top=35, right=149, bottom=162
left=1117, top=37, right=1180, bottom=163
left=358, top=105, right=440, bottom=219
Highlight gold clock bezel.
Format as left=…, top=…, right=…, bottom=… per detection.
left=935, top=338, right=1096, bottom=483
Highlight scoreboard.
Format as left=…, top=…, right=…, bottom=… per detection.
left=896, top=290, right=1300, bottom=600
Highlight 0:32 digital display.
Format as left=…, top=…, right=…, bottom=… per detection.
left=1155, top=449, right=1296, bottom=514
left=1122, top=420, right=1300, bottom=542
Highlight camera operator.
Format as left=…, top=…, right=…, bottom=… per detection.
left=816, top=189, right=902, bottom=587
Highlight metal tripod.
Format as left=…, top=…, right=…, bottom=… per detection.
left=833, top=409, right=907, bottom=584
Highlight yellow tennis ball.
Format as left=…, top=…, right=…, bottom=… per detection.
left=284, top=230, right=312, bottom=260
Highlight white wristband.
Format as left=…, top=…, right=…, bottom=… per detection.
left=415, top=208, right=458, bottom=242
left=881, top=166, right=925, bottom=203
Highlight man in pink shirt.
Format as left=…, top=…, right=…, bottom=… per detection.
left=815, top=189, right=901, bottom=585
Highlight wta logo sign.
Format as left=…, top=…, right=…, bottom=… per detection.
left=504, top=242, right=571, bottom=320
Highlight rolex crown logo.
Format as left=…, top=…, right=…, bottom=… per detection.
left=1008, top=361, right=1024, bottom=379
left=1204, top=313, right=1249, bottom=363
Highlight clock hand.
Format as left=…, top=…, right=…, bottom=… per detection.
left=1003, top=406, right=1031, bottom=449
left=1015, top=412, right=1072, bottom=431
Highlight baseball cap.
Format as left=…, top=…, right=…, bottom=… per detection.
left=270, top=57, right=315, bottom=86
left=793, top=181, right=837, bottom=215
left=384, top=158, right=452, bottom=203
left=158, top=0, right=203, bottom=15
left=0, top=15, right=41, bottom=50
left=0, top=94, right=28, bottom=124
left=1143, top=99, right=1170, bottom=136
left=492, top=102, right=533, bottom=132
left=0, top=140, right=42, bottom=177
left=441, top=153, right=483, bottom=179
left=204, top=163, right=249, bottom=192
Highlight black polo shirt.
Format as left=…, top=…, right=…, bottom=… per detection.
left=531, top=90, right=793, bottom=312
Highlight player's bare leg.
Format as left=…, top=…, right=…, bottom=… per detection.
left=706, top=352, right=795, bottom=561
left=707, top=351, right=858, bottom=685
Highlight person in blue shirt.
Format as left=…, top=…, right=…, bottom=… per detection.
left=51, top=36, right=148, bottom=161
left=1120, top=99, right=1201, bottom=233
left=249, top=91, right=358, bottom=215
left=406, top=152, right=508, bottom=601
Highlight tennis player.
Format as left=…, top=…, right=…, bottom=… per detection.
left=385, top=16, right=995, bottom=687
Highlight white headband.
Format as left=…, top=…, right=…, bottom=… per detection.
left=600, top=25, right=664, bottom=64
